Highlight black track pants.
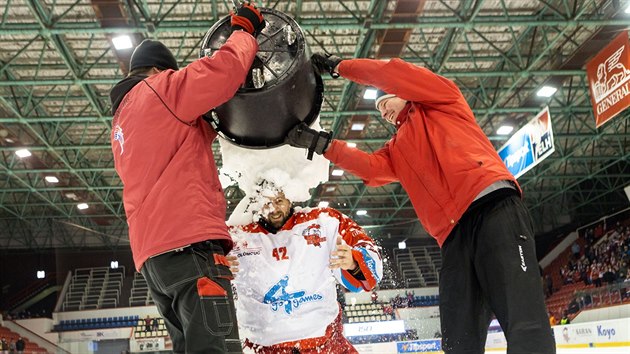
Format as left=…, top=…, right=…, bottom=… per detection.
left=439, top=191, right=556, bottom=354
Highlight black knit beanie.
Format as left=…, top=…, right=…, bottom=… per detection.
left=129, top=39, right=179, bottom=71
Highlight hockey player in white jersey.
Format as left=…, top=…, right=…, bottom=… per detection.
left=227, top=180, right=383, bottom=353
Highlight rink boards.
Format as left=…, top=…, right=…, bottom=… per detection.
left=354, top=318, right=630, bottom=354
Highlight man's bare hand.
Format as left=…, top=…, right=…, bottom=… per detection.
left=330, top=237, right=358, bottom=270
left=226, top=255, right=240, bottom=274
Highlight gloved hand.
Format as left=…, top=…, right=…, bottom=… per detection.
left=231, top=2, right=266, bottom=37
left=285, top=122, right=332, bottom=160
left=311, top=53, right=343, bottom=78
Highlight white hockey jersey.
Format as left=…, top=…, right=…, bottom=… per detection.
left=229, top=207, right=382, bottom=346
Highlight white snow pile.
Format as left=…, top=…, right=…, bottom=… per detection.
left=219, top=119, right=330, bottom=226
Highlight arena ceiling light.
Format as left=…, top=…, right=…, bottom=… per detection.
left=536, top=85, right=557, bottom=97
left=497, top=125, right=514, bottom=135
left=15, top=149, right=32, bottom=158
left=110, top=261, right=119, bottom=269
left=36, top=270, right=45, bottom=279
left=351, top=123, right=365, bottom=131
left=331, top=169, right=344, bottom=176
left=356, top=210, right=368, bottom=216
left=77, top=203, right=89, bottom=210
left=112, top=35, right=133, bottom=50
left=318, top=201, right=329, bottom=208
left=45, top=176, right=59, bottom=183
left=65, top=193, right=78, bottom=200
left=398, top=240, right=407, bottom=249
left=363, top=88, right=377, bottom=100
left=347, top=142, right=357, bottom=148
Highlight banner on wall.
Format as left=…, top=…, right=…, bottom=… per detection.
left=59, top=328, right=132, bottom=343
left=586, top=30, right=630, bottom=127
left=130, top=337, right=166, bottom=352
left=498, top=107, right=555, bottom=179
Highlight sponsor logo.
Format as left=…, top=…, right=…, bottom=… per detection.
left=263, top=275, right=322, bottom=315
left=398, top=340, right=441, bottom=352
left=113, top=125, right=125, bottom=154
left=518, top=245, right=527, bottom=272
left=504, top=145, right=530, bottom=170
left=591, top=46, right=630, bottom=104
left=235, top=249, right=261, bottom=257
left=575, top=328, right=592, bottom=336
left=302, top=224, right=327, bottom=247
left=233, top=240, right=261, bottom=257
left=597, top=325, right=616, bottom=339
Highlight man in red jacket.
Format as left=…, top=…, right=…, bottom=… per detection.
left=109, top=4, right=265, bottom=353
left=285, top=54, right=555, bottom=354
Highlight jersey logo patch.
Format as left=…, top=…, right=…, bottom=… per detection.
left=233, top=240, right=261, bottom=257
left=113, top=125, right=125, bottom=154
left=263, top=275, right=322, bottom=315
left=302, top=224, right=327, bottom=247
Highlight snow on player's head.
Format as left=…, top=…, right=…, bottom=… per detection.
left=250, top=179, right=292, bottom=228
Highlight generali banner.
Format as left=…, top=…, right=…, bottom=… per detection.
left=586, top=31, right=630, bottom=127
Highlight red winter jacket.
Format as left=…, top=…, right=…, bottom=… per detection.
left=111, top=31, right=258, bottom=271
left=324, top=58, right=519, bottom=246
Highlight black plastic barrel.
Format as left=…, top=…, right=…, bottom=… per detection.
left=199, top=9, right=323, bottom=148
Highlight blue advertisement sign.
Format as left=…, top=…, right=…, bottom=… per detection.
left=397, top=339, right=442, bottom=353
left=498, top=107, right=555, bottom=179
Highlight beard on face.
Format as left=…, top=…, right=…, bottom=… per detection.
left=265, top=210, right=288, bottom=228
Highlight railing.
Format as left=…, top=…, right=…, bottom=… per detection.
left=573, top=281, right=630, bottom=312
left=3, top=274, right=58, bottom=311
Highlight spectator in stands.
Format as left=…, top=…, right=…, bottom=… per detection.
left=560, top=312, right=570, bottom=325
left=14, top=339, right=23, bottom=354
left=548, top=312, right=556, bottom=327
left=14, top=338, right=24, bottom=354
left=290, top=54, right=556, bottom=354
left=391, top=294, right=402, bottom=309
left=0, top=337, right=7, bottom=354
left=371, top=290, right=378, bottom=304
left=152, top=317, right=159, bottom=332
left=227, top=182, right=382, bottom=353
left=592, top=264, right=602, bottom=287
left=406, top=290, right=415, bottom=306
left=8, top=338, right=15, bottom=354
left=618, top=261, right=628, bottom=283
left=567, top=298, right=579, bottom=315
left=382, top=304, right=394, bottom=319
left=544, top=274, right=554, bottom=297
left=108, top=5, right=265, bottom=353
left=571, top=241, right=580, bottom=259
left=144, top=315, right=152, bottom=332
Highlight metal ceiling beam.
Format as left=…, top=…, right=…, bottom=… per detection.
left=1, top=17, right=629, bottom=35
left=0, top=106, right=597, bottom=124
left=0, top=70, right=587, bottom=87
left=0, top=95, right=123, bottom=220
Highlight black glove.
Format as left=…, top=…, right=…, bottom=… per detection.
left=311, top=53, right=343, bottom=78
left=285, top=122, right=332, bottom=160
left=231, top=2, right=266, bottom=37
